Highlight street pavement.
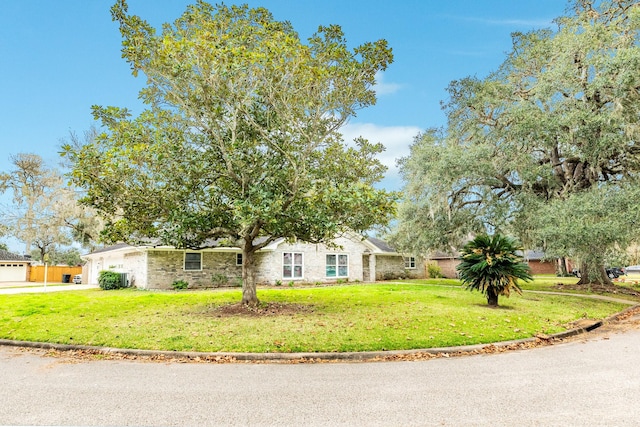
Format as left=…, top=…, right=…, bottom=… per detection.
left=1, top=323, right=640, bottom=426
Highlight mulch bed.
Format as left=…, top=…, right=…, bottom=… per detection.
left=207, top=302, right=317, bottom=317
left=554, top=282, right=640, bottom=297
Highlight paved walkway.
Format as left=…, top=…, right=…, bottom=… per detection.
left=0, top=282, right=98, bottom=294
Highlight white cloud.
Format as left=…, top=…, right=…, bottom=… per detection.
left=373, top=71, right=401, bottom=96
left=340, top=122, right=423, bottom=190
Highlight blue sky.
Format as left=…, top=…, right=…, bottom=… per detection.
left=1, top=0, right=567, bottom=190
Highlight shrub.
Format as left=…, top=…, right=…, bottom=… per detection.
left=98, top=271, right=127, bottom=290
left=275, top=280, right=282, bottom=286
left=171, top=279, right=189, bottom=290
left=382, top=271, right=408, bottom=280
left=427, top=263, right=443, bottom=278
left=211, top=273, right=230, bottom=287
left=457, top=234, right=533, bottom=306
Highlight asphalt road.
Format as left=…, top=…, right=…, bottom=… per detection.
left=1, top=323, right=640, bottom=427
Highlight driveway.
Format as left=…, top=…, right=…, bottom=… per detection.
left=0, top=282, right=98, bottom=294
left=1, top=318, right=639, bottom=426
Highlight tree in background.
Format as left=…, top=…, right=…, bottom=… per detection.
left=64, top=1, right=396, bottom=305
left=30, top=247, right=83, bottom=266
left=0, top=153, right=100, bottom=260
left=0, top=153, right=71, bottom=258
left=60, top=129, right=105, bottom=252
left=390, top=0, right=640, bottom=286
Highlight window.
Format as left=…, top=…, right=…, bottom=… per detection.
left=184, top=252, right=202, bottom=271
left=236, top=253, right=243, bottom=266
left=326, top=254, right=348, bottom=278
left=283, top=252, right=303, bottom=279
left=404, top=256, right=416, bottom=269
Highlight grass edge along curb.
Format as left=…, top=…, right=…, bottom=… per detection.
left=2, top=304, right=637, bottom=363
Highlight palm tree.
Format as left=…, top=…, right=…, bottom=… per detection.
left=457, top=234, right=532, bottom=306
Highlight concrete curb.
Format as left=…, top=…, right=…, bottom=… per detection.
left=3, top=303, right=637, bottom=363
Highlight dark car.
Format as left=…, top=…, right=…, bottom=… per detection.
left=571, top=267, right=625, bottom=279
left=607, top=267, right=625, bottom=278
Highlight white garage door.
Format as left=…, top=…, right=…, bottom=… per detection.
left=0, top=263, right=28, bottom=282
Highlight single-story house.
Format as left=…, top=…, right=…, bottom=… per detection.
left=429, top=249, right=561, bottom=278
left=428, top=251, right=460, bottom=278
left=522, top=250, right=561, bottom=275
left=0, top=250, right=32, bottom=282
left=82, top=234, right=427, bottom=290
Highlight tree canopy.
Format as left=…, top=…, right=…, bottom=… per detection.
left=390, top=0, right=640, bottom=285
left=63, top=1, right=396, bottom=304
left=0, top=153, right=72, bottom=259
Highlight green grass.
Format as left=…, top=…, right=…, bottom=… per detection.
left=518, top=274, right=580, bottom=291
left=0, top=281, right=631, bottom=353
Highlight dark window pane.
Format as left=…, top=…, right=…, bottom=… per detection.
left=326, top=266, right=336, bottom=277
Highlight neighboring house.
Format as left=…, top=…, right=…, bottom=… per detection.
left=82, top=235, right=427, bottom=290
left=522, top=250, right=559, bottom=275
left=0, top=250, right=32, bottom=282
left=429, top=249, right=560, bottom=278
left=429, top=251, right=460, bottom=278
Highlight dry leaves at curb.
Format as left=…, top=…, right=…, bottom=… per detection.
left=16, top=335, right=561, bottom=365
left=38, top=348, right=241, bottom=364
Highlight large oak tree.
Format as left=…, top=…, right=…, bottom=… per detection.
left=64, top=1, right=396, bottom=304
left=390, top=0, right=640, bottom=285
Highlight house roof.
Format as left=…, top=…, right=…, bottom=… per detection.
left=365, top=237, right=397, bottom=253
left=429, top=249, right=550, bottom=261
left=84, top=237, right=284, bottom=257
left=0, top=250, right=32, bottom=263
left=429, top=251, right=459, bottom=259
left=86, top=242, right=135, bottom=256
left=85, top=235, right=400, bottom=257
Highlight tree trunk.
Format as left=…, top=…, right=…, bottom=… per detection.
left=241, top=243, right=259, bottom=306
left=575, top=261, right=613, bottom=286
left=487, top=288, right=499, bottom=306
left=558, top=257, right=569, bottom=276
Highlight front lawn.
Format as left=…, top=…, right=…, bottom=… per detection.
left=0, top=282, right=630, bottom=353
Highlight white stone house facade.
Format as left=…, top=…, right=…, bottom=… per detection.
left=82, top=235, right=427, bottom=290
